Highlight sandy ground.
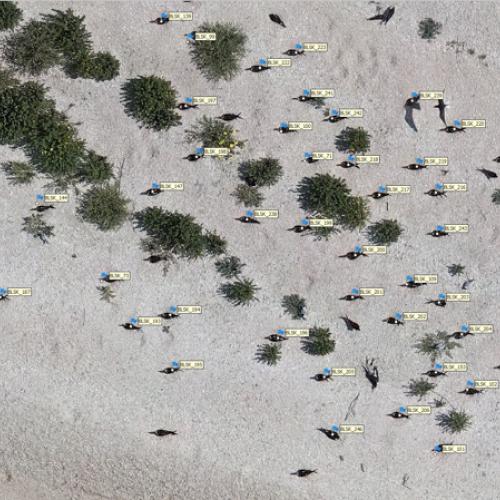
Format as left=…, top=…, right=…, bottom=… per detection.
left=1, top=0, right=499, bottom=498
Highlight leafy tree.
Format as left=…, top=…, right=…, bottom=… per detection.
left=436, top=410, right=472, bottom=433
left=302, top=326, right=335, bottom=355
left=215, top=255, right=245, bottom=278
left=282, top=294, right=306, bottom=320
left=3, top=160, right=35, bottom=184
left=239, top=157, right=283, bottom=187
left=0, top=1, right=22, bottom=31
left=232, top=184, right=263, bottom=207
left=366, top=219, right=403, bottom=245
left=66, top=50, right=120, bottom=81
left=186, top=115, right=243, bottom=154
left=256, top=344, right=281, bottom=366
left=405, top=378, right=436, bottom=400
left=219, top=278, right=259, bottom=306
left=203, top=230, right=227, bottom=256
left=414, top=331, right=461, bottom=363
left=78, top=150, right=114, bottom=184
left=335, top=127, right=371, bottom=153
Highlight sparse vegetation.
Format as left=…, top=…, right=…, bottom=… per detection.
left=22, top=214, right=54, bottom=243
left=189, top=22, right=247, bottom=81
left=366, top=219, right=403, bottom=245
left=122, top=76, right=180, bottom=131
left=447, top=263, right=465, bottom=277
left=418, top=18, right=442, bottom=41
left=0, top=1, right=22, bottom=31
left=203, top=231, right=227, bottom=256
left=78, top=184, right=129, bottom=231
left=436, top=409, right=472, bottom=434
left=98, top=285, right=115, bottom=303
left=239, top=157, right=283, bottom=187
left=405, top=378, right=436, bottom=400
left=256, top=343, right=281, bottom=366
left=414, top=331, right=461, bottom=363
left=302, top=326, right=335, bottom=355
left=219, top=278, right=259, bottom=306
left=66, top=50, right=120, bottom=81
left=78, top=151, right=114, bottom=184
left=282, top=294, right=306, bottom=320
left=215, top=255, right=245, bottom=278
left=297, top=174, right=369, bottom=230
left=232, top=184, right=263, bottom=207
left=492, top=189, right=500, bottom=205
left=3, top=161, right=35, bottom=184
left=335, top=127, right=371, bottom=153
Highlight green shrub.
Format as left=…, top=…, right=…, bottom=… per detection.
left=190, top=22, right=247, bottom=81
left=232, top=184, right=263, bottom=207
left=302, top=326, right=335, bottom=355
left=414, top=331, right=461, bottom=363
left=297, top=174, right=369, bottom=230
left=78, top=150, right=114, bottom=184
left=492, top=189, right=500, bottom=205
left=186, top=115, right=243, bottom=154
left=122, top=76, right=180, bottom=131
left=203, top=230, right=227, bottom=256
left=4, top=20, right=61, bottom=75
left=78, top=183, right=129, bottom=231
left=66, top=50, right=120, bottom=81
left=0, top=1, right=22, bottom=31
left=366, top=219, right=403, bottom=245
left=239, top=157, right=283, bottom=187
left=256, top=343, right=281, bottom=366
left=0, top=66, right=18, bottom=91
left=3, top=160, right=35, bottom=184
left=436, top=409, right=471, bottom=434
left=215, top=255, right=245, bottom=278
left=282, top=294, right=306, bottom=320
left=219, top=278, right=259, bottom=306
left=405, top=378, right=436, bottom=400
left=418, top=18, right=442, bottom=41
left=335, top=127, right=371, bottom=153
left=22, top=214, right=54, bottom=243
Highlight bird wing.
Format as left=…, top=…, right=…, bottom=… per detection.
left=404, top=104, right=418, bottom=132
left=384, top=7, right=395, bottom=23
left=367, top=14, right=384, bottom=20
left=438, top=100, right=447, bottom=125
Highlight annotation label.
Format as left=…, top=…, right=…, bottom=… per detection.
left=303, top=42, right=328, bottom=52
left=160, top=182, right=184, bottom=191
left=361, top=245, right=387, bottom=254
left=403, top=312, right=428, bottom=321
left=443, top=362, right=467, bottom=372
left=180, top=360, right=204, bottom=369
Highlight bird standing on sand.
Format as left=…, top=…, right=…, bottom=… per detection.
left=292, top=469, right=317, bottom=477
left=434, top=98, right=448, bottom=126
left=269, top=13, right=286, bottom=27
left=149, top=429, right=177, bottom=436
left=217, top=113, right=242, bottom=121
left=32, top=205, right=55, bottom=212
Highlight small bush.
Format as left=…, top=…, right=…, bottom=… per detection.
left=491, top=189, right=500, bottom=205
left=335, top=127, right=371, bottom=153
left=78, top=183, right=129, bottom=231
left=405, top=378, right=436, bottom=400
left=22, top=214, right=54, bottom=243
left=0, top=66, right=18, bottom=91
left=282, top=294, right=306, bottom=320
left=4, top=20, right=61, bottom=75
left=98, top=285, right=115, bottom=303
left=190, top=21, right=247, bottom=81
left=366, top=219, right=403, bottom=245
left=186, top=115, right=243, bottom=154
left=414, top=331, right=461, bottom=363
left=203, top=230, right=227, bottom=256
left=339, top=195, right=370, bottom=230
left=418, top=18, right=442, bottom=41
left=0, top=1, right=22, bottom=31
left=436, top=409, right=472, bottom=434
left=3, top=161, right=35, bottom=184
left=122, top=76, right=181, bottom=131
left=447, top=263, right=465, bottom=277
left=239, top=157, right=283, bottom=187
left=66, top=50, right=120, bottom=81
left=256, top=343, right=281, bottom=366
left=219, top=278, right=259, bottom=306
left=302, top=326, right=335, bottom=355
left=232, top=184, right=263, bottom=207
left=215, top=255, right=245, bottom=278
left=78, top=150, right=114, bottom=184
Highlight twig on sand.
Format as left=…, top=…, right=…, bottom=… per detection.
left=345, top=392, right=360, bottom=420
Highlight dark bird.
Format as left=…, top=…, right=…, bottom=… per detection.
left=363, top=358, right=379, bottom=389
left=434, top=99, right=448, bottom=126
left=440, top=125, right=465, bottom=133
left=148, top=429, right=177, bottom=436
left=159, top=366, right=180, bottom=374
left=369, top=190, right=390, bottom=199
left=120, top=322, right=141, bottom=330
left=405, top=95, right=420, bottom=107
left=422, top=370, right=446, bottom=377
left=144, top=255, right=164, bottom=263
left=339, top=251, right=366, bottom=260
left=293, top=95, right=314, bottom=102
left=494, top=365, right=500, bottom=369
left=400, top=280, right=426, bottom=288
left=341, top=316, right=360, bottom=331
left=183, top=154, right=203, bottom=161
left=448, top=330, right=473, bottom=340
left=383, top=316, right=404, bottom=325
left=141, top=188, right=162, bottom=196
left=339, top=294, right=364, bottom=301
left=283, top=49, right=304, bottom=56
left=0, top=292, right=9, bottom=301
left=426, top=298, right=447, bottom=307
left=337, top=160, right=359, bottom=169
left=159, top=312, right=179, bottom=319
left=402, top=162, right=426, bottom=170
left=177, top=102, right=198, bottom=110
left=312, top=373, right=331, bottom=382
left=292, top=469, right=317, bottom=477
left=150, top=16, right=169, bottom=25
left=433, top=443, right=453, bottom=453
left=428, top=229, right=448, bottom=237
left=274, top=125, right=296, bottom=134
left=388, top=411, right=409, bottom=419
left=493, top=156, right=500, bottom=162
left=477, top=168, right=498, bottom=179
left=367, top=6, right=395, bottom=24
left=217, top=113, right=242, bottom=121
left=31, top=204, right=55, bottom=212
left=425, top=189, right=446, bottom=197
left=236, top=216, right=260, bottom=224
left=288, top=224, right=311, bottom=233
left=245, top=65, right=270, bottom=72
left=269, top=13, right=286, bottom=27
left=404, top=101, right=420, bottom=132
left=305, top=156, right=319, bottom=164
left=267, top=333, right=287, bottom=342
left=459, top=387, right=482, bottom=395
left=323, top=115, right=347, bottom=123
left=318, top=428, right=340, bottom=440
